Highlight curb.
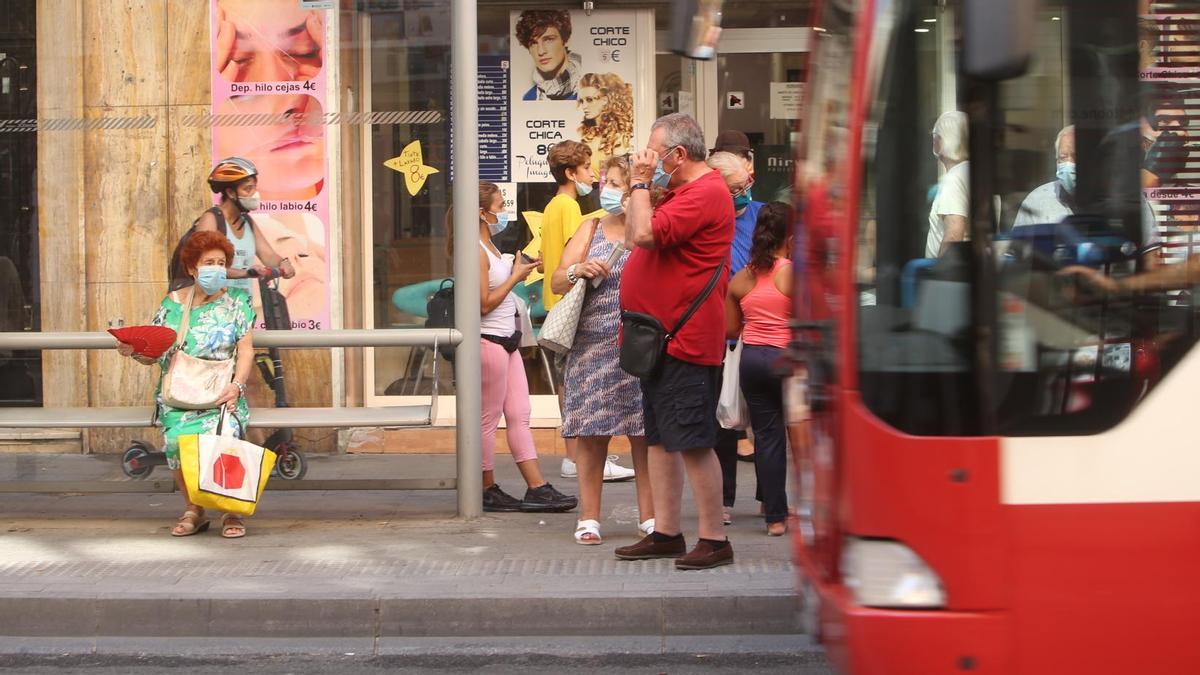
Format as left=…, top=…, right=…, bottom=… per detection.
left=0, top=594, right=802, bottom=639
left=0, top=634, right=821, bottom=658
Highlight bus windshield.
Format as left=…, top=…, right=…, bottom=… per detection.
left=854, top=0, right=1198, bottom=437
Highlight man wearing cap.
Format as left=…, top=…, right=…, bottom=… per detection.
left=711, top=129, right=755, bottom=179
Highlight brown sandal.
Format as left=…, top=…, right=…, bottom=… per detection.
left=221, top=513, right=247, bottom=539
left=171, top=508, right=209, bottom=537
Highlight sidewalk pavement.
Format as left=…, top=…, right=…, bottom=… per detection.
left=0, top=453, right=801, bottom=651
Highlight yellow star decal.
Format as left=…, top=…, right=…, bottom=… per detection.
left=520, top=208, right=607, bottom=286
left=384, top=141, right=440, bottom=196
left=521, top=211, right=544, bottom=285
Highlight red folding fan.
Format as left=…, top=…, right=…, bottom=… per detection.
left=108, top=325, right=177, bottom=359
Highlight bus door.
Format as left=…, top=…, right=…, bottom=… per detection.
left=791, top=0, right=863, bottom=591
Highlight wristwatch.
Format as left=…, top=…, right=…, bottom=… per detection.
left=566, top=263, right=580, bottom=285
left=631, top=182, right=651, bottom=191
left=232, top=380, right=246, bottom=400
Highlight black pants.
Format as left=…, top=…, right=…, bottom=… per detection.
left=740, top=344, right=789, bottom=524
left=714, top=427, right=742, bottom=508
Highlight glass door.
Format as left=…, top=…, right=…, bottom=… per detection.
left=657, top=27, right=810, bottom=180
left=717, top=49, right=808, bottom=202
left=0, top=1, right=38, bottom=406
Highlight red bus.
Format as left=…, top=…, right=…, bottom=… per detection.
left=789, top=1, right=1199, bottom=673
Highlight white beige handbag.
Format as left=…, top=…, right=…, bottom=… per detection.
left=160, top=287, right=235, bottom=410
left=537, top=279, right=587, bottom=354
left=537, top=219, right=600, bottom=355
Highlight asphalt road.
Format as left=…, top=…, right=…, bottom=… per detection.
left=0, top=653, right=836, bottom=674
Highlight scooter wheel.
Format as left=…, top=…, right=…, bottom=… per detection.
left=122, top=441, right=156, bottom=479
left=274, top=444, right=307, bottom=480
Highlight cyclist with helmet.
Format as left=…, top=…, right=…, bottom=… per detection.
left=194, top=157, right=295, bottom=290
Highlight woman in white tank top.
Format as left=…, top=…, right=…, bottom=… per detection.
left=471, top=182, right=578, bottom=514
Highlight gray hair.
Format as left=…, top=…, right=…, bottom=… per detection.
left=707, top=151, right=749, bottom=185
left=652, top=113, right=707, bottom=161
left=1054, top=125, right=1075, bottom=158
left=932, top=111, right=969, bottom=162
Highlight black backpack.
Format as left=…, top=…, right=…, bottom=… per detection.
left=425, top=279, right=457, bottom=362
left=168, top=207, right=255, bottom=292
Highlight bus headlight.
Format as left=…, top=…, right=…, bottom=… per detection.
left=841, top=537, right=946, bottom=609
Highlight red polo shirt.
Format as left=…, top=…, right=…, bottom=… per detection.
left=620, top=169, right=734, bottom=366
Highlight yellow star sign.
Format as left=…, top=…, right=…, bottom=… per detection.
left=384, top=141, right=439, bottom=196
left=521, top=211, right=544, bottom=286
left=520, top=208, right=607, bottom=286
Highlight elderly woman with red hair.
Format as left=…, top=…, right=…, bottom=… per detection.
left=117, top=230, right=257, bottom=538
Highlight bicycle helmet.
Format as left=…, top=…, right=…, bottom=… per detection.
left=207, top=156, right=258, bottom=193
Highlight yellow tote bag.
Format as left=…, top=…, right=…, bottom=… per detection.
left=178, top=412, right=276, bottom=517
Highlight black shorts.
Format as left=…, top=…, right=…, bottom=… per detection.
left=640, top=355, right=721, bottom=452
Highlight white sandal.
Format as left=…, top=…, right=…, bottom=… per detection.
left=638, top=518, right=655, bottom=535
left=574, top=519, right=602, bottom=545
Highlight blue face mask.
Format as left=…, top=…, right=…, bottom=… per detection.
left=1056, top=162, right=1076, bottom=194
left=599, top=187, right=625, bottom=214
left=575, top=179, right=594, bottom=197
left=196, top=265, right=227, bottom=295
left=652, top=146, right=679, bottom=189
left=733, top=189, right=752, bottom=211
left=486, top=211, right=509, bottom=236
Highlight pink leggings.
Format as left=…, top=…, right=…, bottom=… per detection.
left=480, top=339, right=539, bottom=471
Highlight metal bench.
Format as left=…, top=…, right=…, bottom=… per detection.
left=0, top=328, right=456, bottom=493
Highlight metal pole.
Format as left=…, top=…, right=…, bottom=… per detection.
left=451, top=0, right=482, bottom=519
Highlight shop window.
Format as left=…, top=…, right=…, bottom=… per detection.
left=0, top=0, right=38, bottom=406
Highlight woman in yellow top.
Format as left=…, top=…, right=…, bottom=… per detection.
left=540, top=140, right=593, bottom=310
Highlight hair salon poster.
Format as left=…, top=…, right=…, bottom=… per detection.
left=1139, top=6, right=1199, bottom=269
left=210, top=0, right=331, bottom=331
left=510, top=9, right=646, bottom=182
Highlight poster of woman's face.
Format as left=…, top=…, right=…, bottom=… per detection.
left=577, top=73, right=634, bottom=171
left=215, top=0, right=324, bottom=82
left=515, top=10, right=581, bottom=101
left=214, top=94, right=326, bottom=201
left=252, top=213, right=329, bottom=327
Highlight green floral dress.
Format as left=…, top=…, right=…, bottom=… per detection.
left=151, top=288, right=255, bottom=470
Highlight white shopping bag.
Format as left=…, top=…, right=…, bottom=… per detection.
left=717, top=339, right=750, bottom=430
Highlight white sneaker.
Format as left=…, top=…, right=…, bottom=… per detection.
left=603, top=455, right=636, bottom=482
left=560, top=457, right=577, bottom=479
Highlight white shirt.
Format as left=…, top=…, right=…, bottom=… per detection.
left=926, top=161, right=970, bottom=258
left=1014, top=180, right=1160, bottom=250
left=479, top=242, right=517, bottom=338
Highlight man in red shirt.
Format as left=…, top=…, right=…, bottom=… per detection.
left=616, top=113, right=735, bottom=570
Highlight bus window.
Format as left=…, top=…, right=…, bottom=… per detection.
left=855, top=0, right=1196, bottom=437
left=990, top=2, right=1197, bottom=436
left=855, top=0, right=979, bottom=435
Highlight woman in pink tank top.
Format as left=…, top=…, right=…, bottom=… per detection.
left=725, top=202, right=794, bottom=537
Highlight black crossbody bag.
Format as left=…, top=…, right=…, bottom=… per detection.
left=619, top=262, right=725, bottom=380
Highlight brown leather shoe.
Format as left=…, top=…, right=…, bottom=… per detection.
left=675, top=539, right=734, bottom=570
left=614, top=533, right=687, bottom=560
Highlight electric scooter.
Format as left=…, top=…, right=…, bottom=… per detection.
left=122, top=266, right=307, bottom=480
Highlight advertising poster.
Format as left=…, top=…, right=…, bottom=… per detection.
left=1139, top=7, right=1199, bottom=269
left=210, top=0, right=331, bottom=330
left=510, top=9, right=643, bottom=182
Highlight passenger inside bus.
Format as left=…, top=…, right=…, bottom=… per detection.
left=851, top=0, right=1197, bottom=437
left=925, top=111, right=970, bottom=258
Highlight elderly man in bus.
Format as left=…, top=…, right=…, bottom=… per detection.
left=926, top=111, right=970, bottom=258
left=1014, top=126, right=1077, bottom=228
